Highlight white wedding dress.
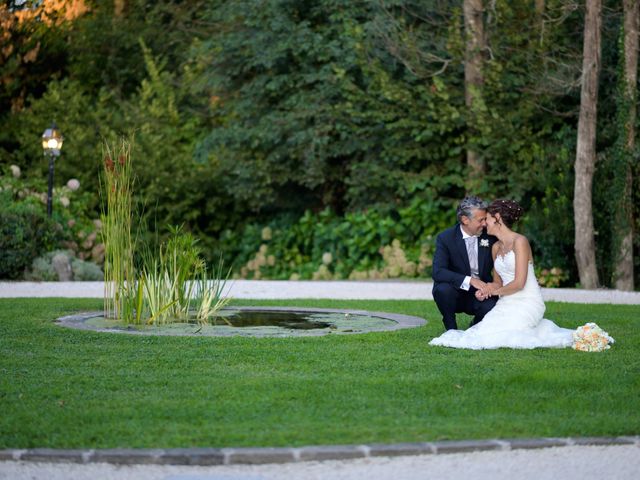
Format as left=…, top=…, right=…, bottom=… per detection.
left=429, top=251, right=574, bottom=350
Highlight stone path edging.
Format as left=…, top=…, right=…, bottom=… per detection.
left=1, top=437, right=638, bottom=466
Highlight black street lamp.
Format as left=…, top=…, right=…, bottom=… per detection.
left=42, top=123, right=64, bottom=218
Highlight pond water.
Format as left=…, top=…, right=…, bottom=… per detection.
left=56, top=307, right=426, bottom=337
left=210, top=309, right=332, bottom=329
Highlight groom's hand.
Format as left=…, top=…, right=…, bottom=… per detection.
left=470, top=278, right=489, bottom=301
left=478, top=282, right=500, bottom=299
left=474, top=280, right=499, bottom=301
left=470, top=278, right=488, bottom=291
left=475, top=289, right=488, bottom=301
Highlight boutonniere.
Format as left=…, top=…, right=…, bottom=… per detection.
left=480, top=239, right=490, bottom=248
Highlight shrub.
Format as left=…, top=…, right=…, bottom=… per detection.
left=24, top=249, right=104, bottom=281
left=220, top=202, right=449, bottom=281
left=0, top=194, right=58, bottom=279
left=0, top=165, right=104, bottom=279
left=71, top=257, right=104, bottom=281
left=25, top=255, right=57, bottom=281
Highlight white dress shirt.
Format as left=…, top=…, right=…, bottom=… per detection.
left=460, top=229, right=479, bottom=291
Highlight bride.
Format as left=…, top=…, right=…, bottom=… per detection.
left=429, top=199, right=575, bottom=350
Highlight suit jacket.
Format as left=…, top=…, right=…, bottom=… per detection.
left=432, top=224, right=496, bottom=290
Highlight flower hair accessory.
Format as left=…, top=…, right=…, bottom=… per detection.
left=480, top=239, right=490, bottom=247
left=572, top=323, right=614, bottom=352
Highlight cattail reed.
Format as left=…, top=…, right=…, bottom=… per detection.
left=100, top=138, right=137, bottom=321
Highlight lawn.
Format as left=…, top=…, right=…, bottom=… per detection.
left=0, top=297, right=638, bottom=449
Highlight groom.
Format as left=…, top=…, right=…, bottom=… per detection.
left=432, top=196, right=499, bottom=330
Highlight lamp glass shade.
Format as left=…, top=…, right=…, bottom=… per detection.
left=42, top=125, right=64, bottom=156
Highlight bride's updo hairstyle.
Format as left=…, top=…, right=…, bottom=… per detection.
left=487, top=199, right=524, bottom=229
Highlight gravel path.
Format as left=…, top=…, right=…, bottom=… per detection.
left=2, top=445, right=639, bottom=480
left=2, top=280, right=640, bottom=303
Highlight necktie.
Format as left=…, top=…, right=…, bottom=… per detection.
left=465, top=236, right=479, bottom=278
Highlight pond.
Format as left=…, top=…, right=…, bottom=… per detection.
left=56, top=306, right=426, bottom=337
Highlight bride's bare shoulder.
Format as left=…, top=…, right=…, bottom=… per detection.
left=514, top=234, right=533, bottom=262
left=514, top=234, right=531, bottom=247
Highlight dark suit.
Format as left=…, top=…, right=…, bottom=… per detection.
left=431, top=224, right=498, bottom=330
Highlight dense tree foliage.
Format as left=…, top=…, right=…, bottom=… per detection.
left=0, top=0, right=637, bottom=286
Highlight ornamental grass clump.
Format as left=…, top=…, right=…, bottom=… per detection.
left=139, top=226, right=232, bottom=325
left=140, top=226, right=201, bottom=324
left=163, top=226, right=202, bottom=320
left=141, top=258, right=178, bottom=325
left=195, top=256, right=232, bottom=325
left=100, top=139, right=137, bottom=321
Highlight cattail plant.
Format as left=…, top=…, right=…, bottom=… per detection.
left=100, top=138, right=137, bottom=321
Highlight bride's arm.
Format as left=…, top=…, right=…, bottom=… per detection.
left=493, top=236, right=531, bottom=297
left=476, top=243, right=503, bottom=299
left=490, top=269, right=503, bottom=288
left=490, top=243, right=503, bottom=287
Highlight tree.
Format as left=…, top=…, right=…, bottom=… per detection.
left=0, top=1, right=87, bottom=113
left=613, top=0, right=638, bottom=290
left=463, top=0, right=486, bottom=190
left=66, top=0, right=206, bottom=99
left=573, top=0, right=602, bottom=289
left=198, top=1, right=449, bottom=215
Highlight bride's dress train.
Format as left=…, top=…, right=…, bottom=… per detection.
left=429, top=251, right=574, bottom=350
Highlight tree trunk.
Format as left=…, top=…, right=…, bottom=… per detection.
left=535, top=0, right=545, bottom=30
left=114, top=0, right=125, bottom=17
left=574, top=0, right=601, bottom=289
left=614, top=0, right=638, bottom=291
left=464, top=0, right=485, bottom=190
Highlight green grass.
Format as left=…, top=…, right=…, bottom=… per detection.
left=1, top=297, right=638, bottom=449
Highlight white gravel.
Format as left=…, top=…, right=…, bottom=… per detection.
left=2, top=445, right=639, bottom=480
left=1, top=280, right=640, bottom=303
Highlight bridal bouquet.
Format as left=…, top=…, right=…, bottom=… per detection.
left=572, top=323, right=615, bottom=352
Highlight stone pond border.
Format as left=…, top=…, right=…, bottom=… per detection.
left=55, top=306, right=427, bottom=336
left=1, top=437, right=638, bottom=466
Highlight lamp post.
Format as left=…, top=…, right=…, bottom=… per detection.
left=42, top=123, right=64, bottom=218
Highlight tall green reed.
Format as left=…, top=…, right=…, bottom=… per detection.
left=100, top=139, right=137, bottom=321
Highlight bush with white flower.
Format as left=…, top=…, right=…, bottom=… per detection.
left=572, top=323, right=614, bottom=352
left=537, top=266, right=569, bottom=287
left=66, top=178, right=80, bottom=191
left=1, top=165, right=104, bottom=279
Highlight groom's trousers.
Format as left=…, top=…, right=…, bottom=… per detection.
left=432, top=283, right=498, bottom=330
